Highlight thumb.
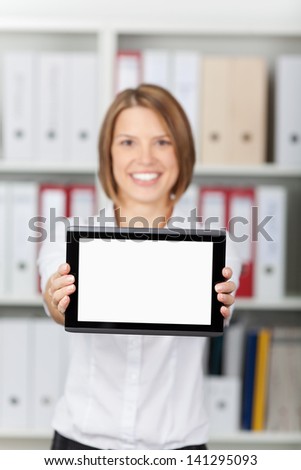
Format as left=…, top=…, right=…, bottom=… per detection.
left=58, top=263, right=71, bottom=276
left=222, top=267, right=232, bottom=280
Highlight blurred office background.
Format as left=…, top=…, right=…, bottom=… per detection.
left=0, top=0, right=301, bottom=449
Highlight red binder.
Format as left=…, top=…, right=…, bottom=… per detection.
left=198, top=186, right=255, bottom=297
left=228, top=187, right=255, bottom=297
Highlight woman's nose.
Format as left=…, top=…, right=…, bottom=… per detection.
left=138, top=145, right=154, bottom=165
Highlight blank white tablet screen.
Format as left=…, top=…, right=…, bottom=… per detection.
left=78, top=238, right=213, bottom=325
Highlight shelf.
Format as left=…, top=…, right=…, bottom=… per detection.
left=0, top=429, right=52, bottom=439
left=112, top=20, right=301, bottom=37
left=1, top=161, right=301, bottom=178
left=0, top=429, right=300, bottom=445
left=0, top=16, right=300, bottom=36
left=0, top=18, right=104, bottom=33
left=194, top=164, right=301, bottom=178
left=1, top=295, right=300, bottom=310
left=210, top=431, right=301, bottom=445
left=0, top=295, right=43, bottom=307
left=235, top=296, right=301, bottom=311
left=0, top=160, right=97, bottom=175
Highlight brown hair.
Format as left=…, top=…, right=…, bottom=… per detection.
left=98, top=83, right=195, bottom=205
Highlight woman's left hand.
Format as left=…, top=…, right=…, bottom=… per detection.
left=215, top=267, right=236, bottom=320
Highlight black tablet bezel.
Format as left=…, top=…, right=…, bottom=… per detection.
left=65, top=226, right=226, bottom=337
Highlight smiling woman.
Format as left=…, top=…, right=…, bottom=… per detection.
left=37, top=83, right=241, bottom=451
left=98, top=84, right=195, bottom=213
left=110, top=106, right=179, bottom=225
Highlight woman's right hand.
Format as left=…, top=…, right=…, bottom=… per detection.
left=47, top=263, right=76, bottom=320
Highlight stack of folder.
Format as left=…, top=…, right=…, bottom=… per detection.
left=0, top=181, right=96, bottom=298
left=241, top=326, right=301, bottom=432
left=2, top=52, right=99, bottom=163
left=0, top=317, right=69, bottom=431
left=198, top=185, right=287, bottom=299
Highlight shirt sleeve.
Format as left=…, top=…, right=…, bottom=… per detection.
left=36, top=221, right=68, bottom=295
left=37, top=217, right=88, bottom=317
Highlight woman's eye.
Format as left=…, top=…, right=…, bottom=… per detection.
left=157, top=139, right=171, bottom=146
left=121, top=139, right=134, bottom=146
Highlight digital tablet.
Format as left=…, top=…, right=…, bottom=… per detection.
left=65, top=226, right=226, bottom=337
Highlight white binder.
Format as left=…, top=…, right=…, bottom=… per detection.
left=115, top=51, right=141, bottom=94
left=68, top=185, right=96, bottom=219
left=171, top=51, right=201, bottom=138
left=175, top=183, right=199, bottom=218
left=30, top=318, right=67, bottom=430
left=222, top=321, right=246, bottom=377
left=2, top=52, right=35, bottom=161
left=199, top=188, right=227, bottom=231
left=8, top=182, right=39, bottom=297
left=142, top=49, right=170, bottom=89
left=0, top=183, right=9, bottom=297
left=204, top=376, right=241, bottom=435
left=38, top=185, right=68, bottom=242
left=37, top=53, right=68, bottom=161
left=255, top=186, right=287, bottom=300
left=275, top=56, right=301, bottom=167
left=0, top=318, right=31, bottom=429
left=68, top=53, right=98, bottom=163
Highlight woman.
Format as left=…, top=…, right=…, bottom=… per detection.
left=38, top=84, right=241, bottom=450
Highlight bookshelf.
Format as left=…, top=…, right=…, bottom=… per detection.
left=0, top=10, right=301, bottom=450
left=0, top=161, right=97, bottom=175
left=1, top=429, right=301, bottom=451
left=1, top=294, right=301, bottom=311
left=194, top=164, right=301, bottom=178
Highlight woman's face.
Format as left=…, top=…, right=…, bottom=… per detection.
left=111, top=106, right=179, bottom=208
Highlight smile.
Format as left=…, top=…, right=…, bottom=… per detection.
left=130, top=172, right=161, bottom=183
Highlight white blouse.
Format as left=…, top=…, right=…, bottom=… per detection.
left=37, top=201, right=241, bottom=450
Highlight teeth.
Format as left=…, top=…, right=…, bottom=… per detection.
left=132, top=173, right=159, bottom=181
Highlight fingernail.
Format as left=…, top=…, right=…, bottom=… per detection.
left=67, top=275, right=75, bottom=283
left=67, top=285, right=75, bottom=293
